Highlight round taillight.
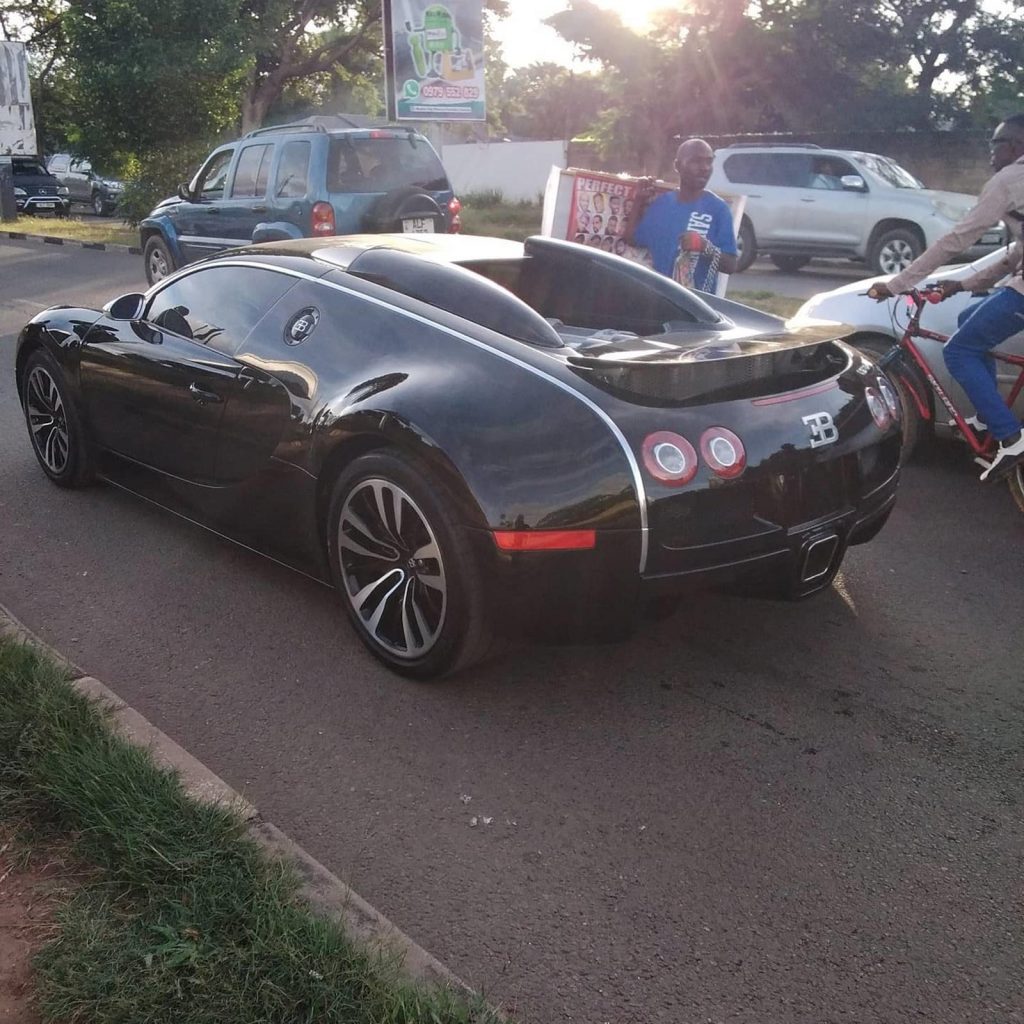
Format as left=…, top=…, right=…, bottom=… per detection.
left=700, top=427, right=746, bottom=479
left=641, top=431, right=698, bottom=486
left=877, top=377, right=900, bottom=418
left=311, top=201, right=336, bottom=236
left=865, top=386, right=891, bottom=429
left=448, top=196, right=462, bottom=234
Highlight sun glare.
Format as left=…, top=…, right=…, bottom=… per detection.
left=496, top=0, right=674, bottom=68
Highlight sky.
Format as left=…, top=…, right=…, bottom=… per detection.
left=493, top=0, right=667, bottom=69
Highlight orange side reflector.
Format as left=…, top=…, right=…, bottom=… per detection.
left=492, top=530, right=597, bottom=551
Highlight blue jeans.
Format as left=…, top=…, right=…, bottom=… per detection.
left=943, top=287, right=1024, bottom=440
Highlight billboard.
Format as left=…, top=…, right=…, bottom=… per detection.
left=383, top=0, right=486, bottom=122
left=0, top=41, right=35, bottom=155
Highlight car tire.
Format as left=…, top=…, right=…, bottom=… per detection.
left=21, top=349, right=95, bottom=488
left=364, top=186, right=444, bottom=233
left=143, top=235, right=176, bottom=285
left=326, top=450, right=493, bottom=679
left=92, top=192, right=107, bottom=217
left=853, top=335, right=923, bottom=463
left=869, top=228, right=923, bottom=276
left=735, top=218, right=757, bottom=273
left=769, top=254, right=810, bottom=273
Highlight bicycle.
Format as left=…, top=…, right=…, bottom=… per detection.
left=870, top=286, right=1024, bottom=512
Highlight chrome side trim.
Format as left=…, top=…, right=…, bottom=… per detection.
left=161, top=258, right=651, bottom=573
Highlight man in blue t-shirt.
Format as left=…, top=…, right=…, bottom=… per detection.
left=624, top=138, right=738, bottom=293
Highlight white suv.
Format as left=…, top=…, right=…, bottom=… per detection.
left=709, top=143, right=1005, bottom=275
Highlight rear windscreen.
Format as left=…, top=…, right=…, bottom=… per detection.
left=328, top=136, right=449, bottom=193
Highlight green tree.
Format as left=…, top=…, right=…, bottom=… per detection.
left=496, top=61, right=607, bottom=141
left=62, top=0, right=247, bottom=165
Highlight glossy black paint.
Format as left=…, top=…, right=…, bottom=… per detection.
left=15, top=234, right=901, bottom=636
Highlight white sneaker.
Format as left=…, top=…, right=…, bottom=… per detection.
left=963, top=415, right=987, bottom=433
left=979, top=431, right=1024, bottom=481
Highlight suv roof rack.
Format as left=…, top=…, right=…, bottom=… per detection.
left=243, top=121, right=329, bottom=139
left=724, top=142, right=822, bottom=149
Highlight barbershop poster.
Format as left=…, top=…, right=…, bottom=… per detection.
left=384, top=0, right=486, bottom=122
left=546, top=168, right=747, bottom=294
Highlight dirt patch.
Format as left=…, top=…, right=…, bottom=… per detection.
left=0, top=834, right=65, bottom=1024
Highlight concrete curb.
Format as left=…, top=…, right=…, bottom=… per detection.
left=0, top=228, right=142, bottom=255
left=0, top=602, right=471, bottom=998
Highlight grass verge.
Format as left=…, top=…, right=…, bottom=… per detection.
left=729, top=290, right=803, bottom=319
left=0, top=636, right=502, bottom=1024
left=2, top=214, right=137, bottom=247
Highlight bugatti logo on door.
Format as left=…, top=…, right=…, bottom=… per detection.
left=286, top=307, right=320, bottom=345
left=803, top=411, right=838, bottom=447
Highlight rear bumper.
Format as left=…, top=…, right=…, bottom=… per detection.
left=473, top=460, right=899, bottom=637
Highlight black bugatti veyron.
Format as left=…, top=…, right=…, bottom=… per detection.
left=16, top=234, right=901, bottom=677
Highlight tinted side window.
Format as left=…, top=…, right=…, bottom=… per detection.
left=722, top=152, right=811, bottom=186
left=231, top=144, right=273, bottom=198
left=145, top=266, right=296, bottom=354
left=195, top=150, right=234, bottom=199
left=274, top=141, right=311, bottom=198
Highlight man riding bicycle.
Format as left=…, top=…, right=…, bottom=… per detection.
left=870, top=114, right=1024, bottom=481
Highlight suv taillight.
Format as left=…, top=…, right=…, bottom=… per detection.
left=311, top=202, right=336, bottom=236
left=448, top=196, right=462, bottom=234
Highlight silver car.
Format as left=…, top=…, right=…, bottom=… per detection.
left=710, top=144, right=1005, bottom=275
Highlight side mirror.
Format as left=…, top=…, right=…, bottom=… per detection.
left=104, top=293, right=146, bottom=321
left=840, top=174, right=867, bottom=192
left=177, top=182, right=193, bottom=202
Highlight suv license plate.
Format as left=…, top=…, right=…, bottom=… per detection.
left=35, top=202, right=55, bottom=209
left=402, top=217, right=435, bottom=234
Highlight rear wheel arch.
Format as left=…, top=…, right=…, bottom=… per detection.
left=314, top=425, right=488, bottom=558
left=867, top=218, right=926, bottom=250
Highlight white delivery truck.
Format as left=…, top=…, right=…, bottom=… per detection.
left=0, top=41, right=52, bottom=220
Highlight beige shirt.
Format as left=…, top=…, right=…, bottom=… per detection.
left=887, top=155, right=1024, bottom=296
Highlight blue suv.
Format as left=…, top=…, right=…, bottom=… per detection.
left=140, top=122, right=460, bottom=284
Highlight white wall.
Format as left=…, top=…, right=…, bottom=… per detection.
left=441, top=140, right=567, bottom=201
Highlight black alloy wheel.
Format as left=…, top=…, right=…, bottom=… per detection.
left=326, top=450, right=492, bottom=679
left=22, top=350, right=95, bottom=488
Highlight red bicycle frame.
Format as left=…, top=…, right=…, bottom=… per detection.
left=890, top=288, right=1024, bottom=459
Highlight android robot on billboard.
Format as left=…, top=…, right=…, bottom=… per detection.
left=389, top=0, right=486, bottom=122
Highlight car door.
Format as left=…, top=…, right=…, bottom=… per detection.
left=792, top=154, right=869, bottom=248
left=68, top=159, right=92, bottom=204
left=720, top=152, right=810, bottom=247
left=47, top=154, right=71, bottom=194
left=174, top=148, right=236, bottom=264
left=196, top=142, right=275, bottom=246
left=79, top=265, right=296, bottom=481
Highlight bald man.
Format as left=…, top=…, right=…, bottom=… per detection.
left=624, top=138, right=738, bottom=293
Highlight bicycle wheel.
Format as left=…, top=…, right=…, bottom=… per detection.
left=1008, top=464, right=1024, bottom=514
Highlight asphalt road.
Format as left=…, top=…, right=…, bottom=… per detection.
left=2, top=239, right=1022, bottom=1024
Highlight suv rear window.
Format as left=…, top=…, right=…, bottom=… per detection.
left=327, top=136, right=449, bottom=193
